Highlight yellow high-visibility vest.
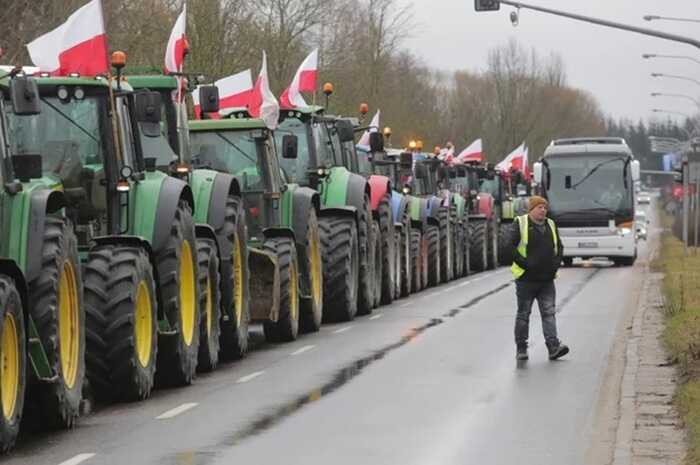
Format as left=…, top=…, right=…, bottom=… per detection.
left=511, top=214, right=559, bottom=279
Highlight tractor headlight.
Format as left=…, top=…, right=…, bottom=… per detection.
left=402, top=186, right=411, bottom=195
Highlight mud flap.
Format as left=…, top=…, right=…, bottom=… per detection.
left=248, top=247, right=280, bottom=323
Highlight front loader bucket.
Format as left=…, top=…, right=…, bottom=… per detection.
left=248, top=248, right=280, bottom=323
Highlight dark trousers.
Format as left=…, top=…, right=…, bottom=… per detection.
left=515, top=280, right=559, bottom=348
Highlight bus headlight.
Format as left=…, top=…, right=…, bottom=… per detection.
left=618, top=221, right=634, bottom=236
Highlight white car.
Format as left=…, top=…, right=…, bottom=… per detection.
left=637, top=192, right=651, bottom=204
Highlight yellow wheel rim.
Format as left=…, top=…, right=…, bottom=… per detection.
left=58, top=261, right=79, bottom=389
left=205, top=275, right=213, bottom=339
left=134, top=281, right=153, bottom=368
left=232, top=233, right=244, bottom=327
left=290, top=259, right=299, bottom=322
left=179, top=240, right=196, bottom=346
left=309, top=229, right=322, bottom=307
left=1, top=313, right=19, bottom=420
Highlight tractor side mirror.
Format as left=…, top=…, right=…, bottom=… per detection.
left=198, top=85, right=220, bottom=115
left=10, top=76, right=41, bottom=115
left=631, top=160, right=640, bottom=182
left=134, top=91, right=162, bottom=138
left=337, top=120, right=355, bottom=143
left=533, top=162, right=543, bottom=184
left=11, top=154, right=42, bottom=182
left=282, top=135, right=298, bottom=159
left=369, top=132, right=384, bottom=153
left=400, top=151, right=413, bottom=169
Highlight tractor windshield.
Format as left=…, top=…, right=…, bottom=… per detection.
left=6, top=95, right=105, bottom=188
left=275, top=117, right=312, bottom=185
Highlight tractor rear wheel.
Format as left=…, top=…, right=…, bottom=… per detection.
left=378, top=196, right=395, bottom=305
left=85, top=245, right=157, bottom=402
left=453, top=222, right=465, bottom=278
left=196, top=239, right=221, bottom=373
left=469, top=220, right=488, bottom=273
left=28, top=217, right=84, bottom=428
left=262, top=237, right=300, bottom=342
left=371, top=220, right=382, bottom=310
left=426, top=225, right=440, bottom=287
left=357, top=196, right=376, bottom=314
left=399, top=223, right=411, bottom=298
left=438, top=207, right=453, bottom=283
left=155, top=201, right=201, bottom=387
left=498, top=223, right=513, bottom=266
left=300, top=209, right=324, bottom=333
left=218, top=197, right=249, bottom=361
left=320, top=216, right=359, bottom=322
left=0, top=275, right=25, bottom=452
left=487, top=221, right=499, bottom=270
left=410, top=230, right=422, bottom=293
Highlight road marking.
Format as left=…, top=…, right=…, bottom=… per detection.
left=458, top=280, right=472, bottom=287
left=58, top=454, right=96, bottom=465
left=291, top=345, right=315, bottom=356
left=399, top=302, right=412, bottom=308
left=445, top=285, right=459, bottom=292
left=333, top=326, right=353, bottom=334
left=236, top=371, right=265, bottom=383
left=156, top=402, right=198, bottom=420
left=369, top=314, right=383, bottom=320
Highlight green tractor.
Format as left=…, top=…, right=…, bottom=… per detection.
left=493, top=169, right=530, bottom=266
left=0, top=74, right=85, bottom=451
left=126, top=74, right=250, bottom=367
left=4, top=57, right=204, bottom=403
left=274, top=107, right=377, bottom=321
left=188, top=106, right=324, bottom=342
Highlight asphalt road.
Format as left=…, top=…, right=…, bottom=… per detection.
left=6, top=203, right=657, bottom=465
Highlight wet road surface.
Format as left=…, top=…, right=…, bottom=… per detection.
left=7, top=206, right=656, bottom=465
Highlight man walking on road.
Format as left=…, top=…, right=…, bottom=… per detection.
left=511, top=196, right=570, bottom=361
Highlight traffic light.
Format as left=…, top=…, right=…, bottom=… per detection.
left=475, top=0, right=500, bottom=11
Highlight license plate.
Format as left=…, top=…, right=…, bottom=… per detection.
left=579, top=242, right=598, bottom=249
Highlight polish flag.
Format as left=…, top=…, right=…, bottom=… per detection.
left=279, top=49, right=319, bottom=109
left=193, top=69, right=253, bottom=119
left=496, top=143, right=526, bottom=173
left=357, top=109, right=380, bottom=148
left=165, top=4, right=188, bottom=74
left=248, top=52, right=279, bottom=130
left=457, top=139, right=483, bottom=163
left=26, top=0, right=109, bottom=76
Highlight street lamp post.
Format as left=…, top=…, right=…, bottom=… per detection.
left=643, top=15, right=700, bottom=24
left=650, top=92, right=700, bottom=108
left=651, top=72, right=700, bottom=88
left=643, top=54, right=700, bottom=66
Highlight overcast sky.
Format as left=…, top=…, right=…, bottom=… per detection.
left=401, top=0, right=700, bottom=124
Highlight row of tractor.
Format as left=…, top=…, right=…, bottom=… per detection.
left=0, top=55, right=527, bottom=452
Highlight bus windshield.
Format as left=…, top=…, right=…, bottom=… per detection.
left=545, top=154, right=633, bottom=217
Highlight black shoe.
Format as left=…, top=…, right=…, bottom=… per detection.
left=516, top=346, right=529, bottom=361
left=548, top=344, right=570, bottom=360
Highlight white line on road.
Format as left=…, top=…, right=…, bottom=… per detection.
left=291, top=345, right=315, bottom=356
left=156, top=402, right=198, bottom=420
left=369, top=314, right=383, bottom=320
left=333, top=326, right=353, bottom=334
left=236, top=371, right=265, bottom=383
left=399, top=302, right=412, bottom=308
left=58, top=454, right=96, bottom=465
left=458, top=280, right=472, bottom=287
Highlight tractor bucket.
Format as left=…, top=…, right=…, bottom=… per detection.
left=248, top=248, right=280, bottom=322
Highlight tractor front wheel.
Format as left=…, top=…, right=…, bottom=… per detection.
left=300, top=209, right=323, bottom=333
left=262, top=237, right=300, bottom=342
left=319, top=216, right=359, bottom=322
left=426, top=225, right=440, bottom=287
left=0, top=275, right=25, bottom=452
left=196, top=239, right=221, bottom=373
left=410, top=230, right=422, bottom=293
left=378, top=196, right=395, bottom=305
left=469, top=220, right=488, bottom=273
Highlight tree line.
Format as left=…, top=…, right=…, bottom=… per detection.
left=3, top=0, right=689, bottom=164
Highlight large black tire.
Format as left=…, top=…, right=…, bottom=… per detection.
left=613, top=255, right=636, bottom=267
left=469, top=220, right=488, bottom=273
left=498, top=223, right=514, bottom=266
left=410, top=229, right=422, bottom=293
left=218, top=197, right=250, bottom=361
left=399, top=222, right=411, bottom=298
left=453, top=222, right=465, bottom=278
left=426, top=225, right=440, bottom=288
left=487, top=220, right=499, bottom=270
left=371, top=220, right=382, bottom=311
left=320, top=216, right=359, bottom=322
left=155, top=201, right=201, bottom=387
left=463, top=219, right=471, bottom=276
left=262, top=237, right=300, bottom=342
left=378, top=196, right=395, bottom=305
left=438, top=207, right=453, bottom=283
left=300, top=209, right=324, bottom=333
left=27, top=217, right=84, bottom=428
left=85, top=245, right=157, bottom=402
left=357, top=196, right=376, bottom=314
left=0, top=275, right=26, bottom=452
left=196, top=239, right=221, bottom=373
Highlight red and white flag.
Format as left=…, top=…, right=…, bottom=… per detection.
left=26, top=0, right=109, bottom=76
left=280, top=49, right=319, bottom=109
left=456, top=139, right=483, bottom=163
left=357, top=109, right=380, bottom=148
left=496, top=143, right=526, bottom=173
left=248, top=52, right=279, bottom=130
left=165, top=4, right=187, bottom=74
left=193, top=69, right=253, bottom=119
